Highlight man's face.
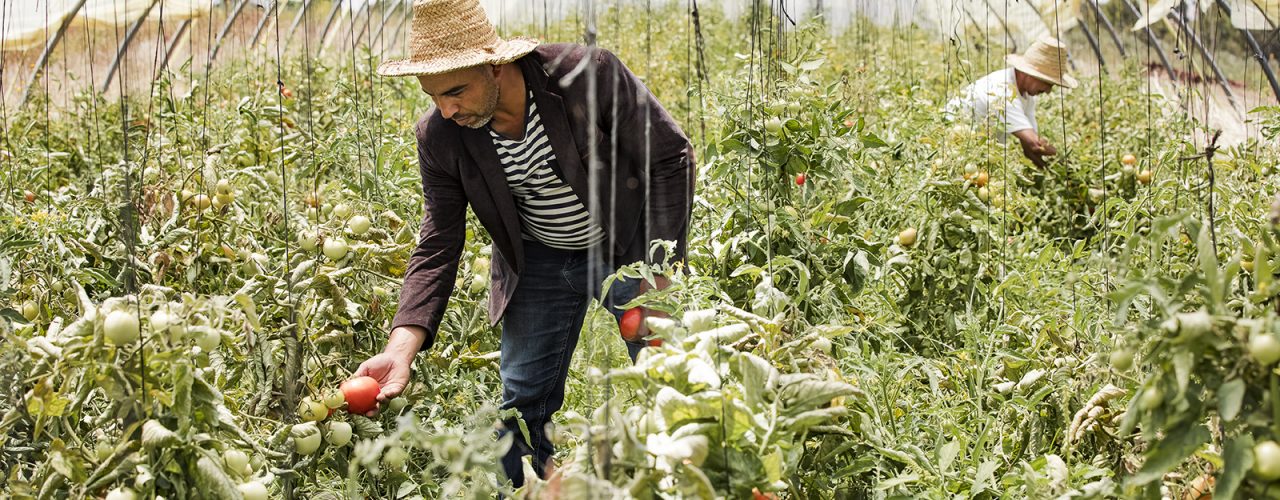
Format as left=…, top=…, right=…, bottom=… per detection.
left=1015, top=70, right=1054, bottom=97
left=417, top=66, right=500, bottom=129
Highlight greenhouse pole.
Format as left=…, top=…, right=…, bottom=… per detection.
left=1169, top=7, right=1240, bottom=109
left=1213, top=0, right=1280, bottom=103
left=1120, top=0, right=1176, bottom=76
left=157, top=19, right=193, bottom=75
left=314, top=0, right=347, bottom=57
left=353, top=1, right=377, bottom=48
left=101, top=0, right=161, bottom=93
left=370, top=1, right=399, bottom=47
left=1078, top=12, right=1108, bottom=71
left=209, top=0, right=251, bottom=63
left=20, top=0, right=89, bottom=106
left=1087, top=0, right=1128, bottom=57
left=388, top=3, right=411, bottom=47
left=284, top=0, right=314, bottom=50
left=249, top=0, right=280, bottom=48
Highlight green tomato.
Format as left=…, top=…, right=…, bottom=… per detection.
left=292, top=423, right=322, bottom=455
left=298, top=231, right=319, bottom=252
left=322, top=239, right=349, bottom=261
left=347, top=215, right=371, bottom=236
left=196, top=328, right=221, bottom=351
left=297, top=398, right=328, bottom=423
left=382, top=446, right=407, bottom=469
left=223, top=449, right=250, bottom=473
left=332, top=203, right=351, bottom=219
left=1251, top=333, right=1280, bottom=366
left=326, top=421, right=353, bottom=447
left=237, top=481, right=268, bottom=500
left=104, top=310, right=140, bottom=345
left=105, top=487, right=138, bottom=500
left=21, top=300, right=38, bottom=321
left=322, top=389, right=345, bottom=409
left=1139, top=386, right=1162, bottom=410
left=1256, top=441, right=1280, bottom=481
left=1109, top=348, right=1134, bottom=371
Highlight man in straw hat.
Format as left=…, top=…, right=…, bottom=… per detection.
left=944, top=35, right=1077, bottom=167
left=352, top=0, right=694, bottom=487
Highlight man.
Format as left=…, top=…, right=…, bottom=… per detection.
left=944, top=36, right=1077, bottom=167
left=352, top=0, right=694, bottom=487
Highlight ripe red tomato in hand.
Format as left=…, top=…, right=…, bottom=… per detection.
left=340, top=376, right=381, bottom=414
left=619, top=308, right=644, bottom=342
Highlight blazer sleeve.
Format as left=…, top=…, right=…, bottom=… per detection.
left=390, top=117, right=468, bottom=352
left=594, top=48, right=695, bottom=268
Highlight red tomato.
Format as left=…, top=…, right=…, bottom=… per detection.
left=795, top=173, right=806, bottom=186
left=619, top=308, right=644, bottom=342
left=340, top=376, right=381, bottom=414
left=646, top=338, right=663, bottom=347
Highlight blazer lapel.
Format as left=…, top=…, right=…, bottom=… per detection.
left=521, top=56, right=591, bottom=206
left=461, top=126, right=524, bottom=269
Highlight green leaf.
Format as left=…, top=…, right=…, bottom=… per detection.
left=1215, top=434, right=1255, bottom=499
left=1218, top=378, right=1245, bottom=422
left=861, top=132, right=889, bottom=149
left=193, top=455, right=240, bottom=500
left=938, top=439, right=961, bottom=474
left=1130, top=423, right=1210, bottom=485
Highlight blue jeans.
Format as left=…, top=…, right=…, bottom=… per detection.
left=498, top=239, right=643, bottom=486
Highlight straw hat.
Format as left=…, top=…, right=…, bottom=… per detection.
left=1006, top=36, right=1078, bottom=89
left=376, top=0, right=539, bottom=77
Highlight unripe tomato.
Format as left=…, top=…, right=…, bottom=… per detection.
left=326, top=421, right=353, bottom=447
left=1139, top=386, right=1162, bottom=410
left=1244, top=260, right=1255, bottom=272
left=795, top=173, right=806, bottom=186
left=973, top=171, right=989, bottom=187
left=238, top=481, right=268, bottom=500
left=332, top=203, right=352, bottom=220
left=224, top=449, right=250, bottom=473
left=347, top=215, right=371, bottom=236
left=897, top=228, right=917, bottom=247
left=196, top=328, right=221, bottom=351
left=292, top=422, right=321, bottom=455
left=322, top=389, right=345, bottom=409
left=24, top=190, right=35, bottom=203
left=1121, top=153, right=1137, bottom=166
left=214, top=192, right=235, bottom=207
left=1255, top=441, right=1280, bottom=481
left=382, top=446, right=407, bottom=469
left=322, top=239, right=349, bottom=261
left=1250, top=333, right=1280, bottom=366
left=764, top=118, right=783, bottom=134
left=190, top=194, right=212, bottom=211
left=104, top=310, right=140, bottom=345
left=215, top=179, right=233, bottom=195
left=1121, top=164, right=1135, bottom=177
left=1109, top=348, right=1134, bottom=371
left=619, top=308, right=644, bottom=342
left=963, top=163, right=978, bottom=178
left=340, top=376, right=381, bottom=414
left=21, top=300, right=38, bottom=321
left=298, top=231, right=319, bottom=252
left=977, top=187, right=990, bottom=202
left=105, top=487, right=138, bottom=500
left=1137, top=170, right=1152, bottom=185
left=298, top=398, right=328, bottom=423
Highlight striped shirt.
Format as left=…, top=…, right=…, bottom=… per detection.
left=489, top=92, right=606, bottom=249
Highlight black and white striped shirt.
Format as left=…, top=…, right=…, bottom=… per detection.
left=490, top=92, right=606, bottom=249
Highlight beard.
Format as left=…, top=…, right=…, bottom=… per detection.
left=462, top=80, right=501, bottom=129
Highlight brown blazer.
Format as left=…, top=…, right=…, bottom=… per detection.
left=391, top=44, right=695, bottom=350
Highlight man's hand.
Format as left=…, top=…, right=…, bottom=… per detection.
left=1013, top=129, right=1053, bottom=168
left=353, top=326, right=426, bottom=416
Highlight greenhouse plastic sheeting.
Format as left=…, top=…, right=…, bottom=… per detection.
left=1, top=0, right=212, bottom=50
left=1130, top=0, right=1278, bottom=30
left=911, top=0, right=1079, bottom=49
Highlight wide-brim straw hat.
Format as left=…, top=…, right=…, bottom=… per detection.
left=1006, top=35, right=1078, bottom=89
left=377, top=0, right=539, bottom=77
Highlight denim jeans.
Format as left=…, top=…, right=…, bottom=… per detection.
left=498, top=239, right=643, bottom=486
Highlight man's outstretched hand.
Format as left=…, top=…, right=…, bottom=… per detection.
left=353, top=326, right=427, bottom=416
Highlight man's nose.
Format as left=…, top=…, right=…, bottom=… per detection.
left=439, top=103, right=457, bottom=119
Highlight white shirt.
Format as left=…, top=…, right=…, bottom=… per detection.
left=944, top=68, right=1036, bottom=143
